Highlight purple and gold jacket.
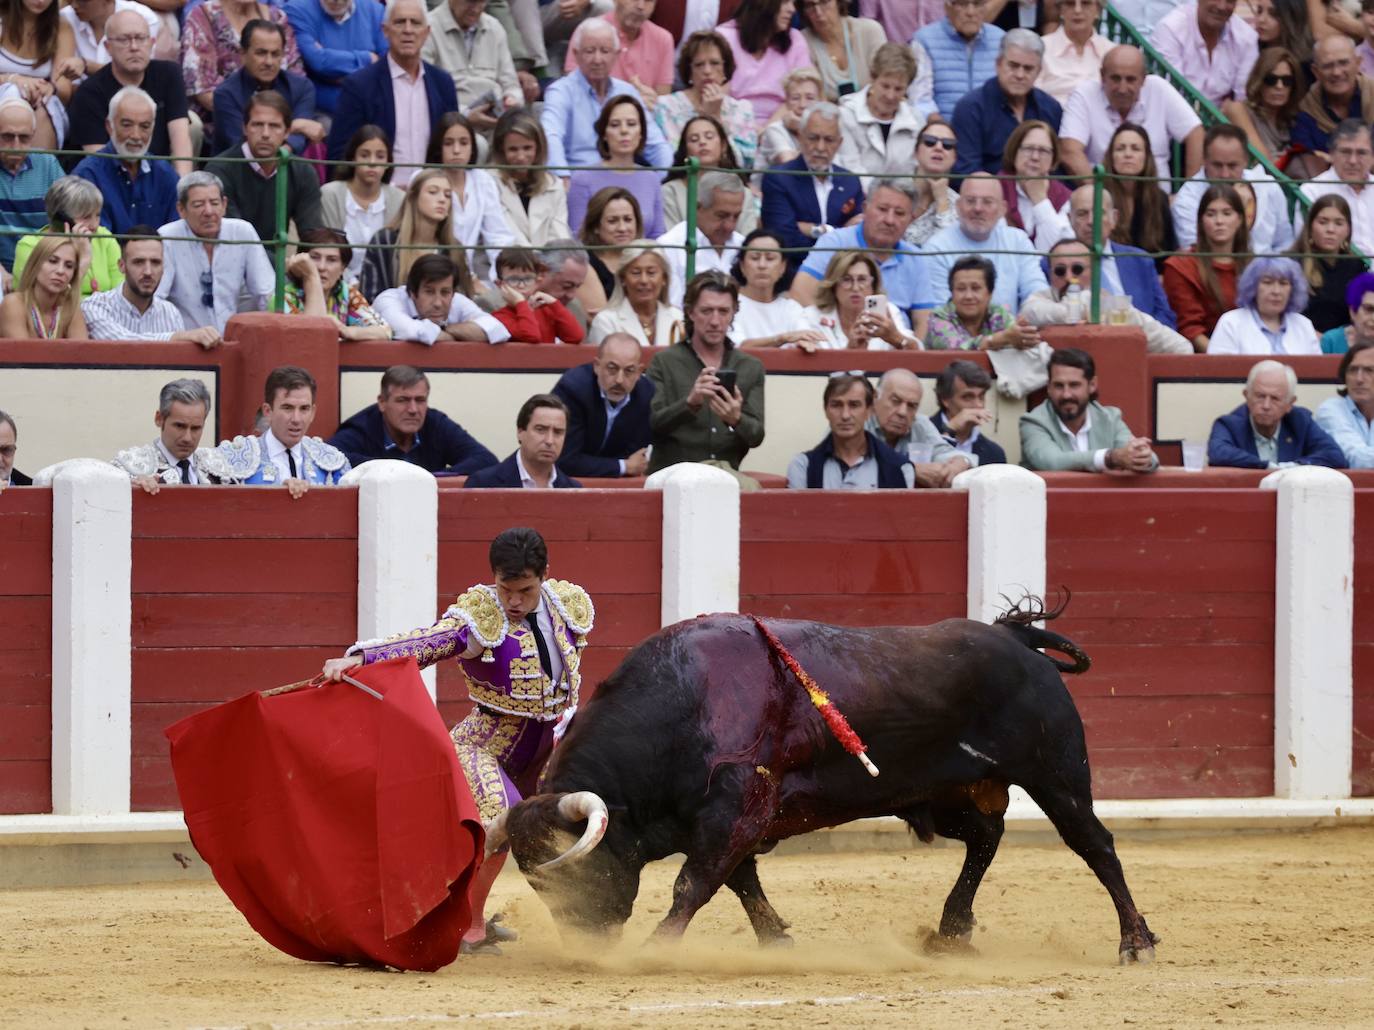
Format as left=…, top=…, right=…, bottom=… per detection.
left=346, top=580, right=594, bottom=722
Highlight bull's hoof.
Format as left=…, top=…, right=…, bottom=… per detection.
left=760, top=932, right=795, bottom=949
left=923, top=929, right=976, bottom=956
left=1119, top=932, right=1161, bottom=966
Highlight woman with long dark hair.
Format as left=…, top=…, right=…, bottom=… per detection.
left=576, top=186, right=643, bottom=320
left=1163, top=183, right=1252, bottom=351
left=1102, top=122, right=1176, bottom=267
left=661, top=114, right=760, bottom=235
left=0, top=0, right=81, bottom=149
left=1290, top=193, right=1367, bottom=333
left=426, top=111, right=515, bottom=276
left=567, top=95, right=665, bottom=238
left=715, top=0, right=812, bottom=122
left=1224, top=47, right=1307, bottom=165
left=321, top=126, right=403, bottom=285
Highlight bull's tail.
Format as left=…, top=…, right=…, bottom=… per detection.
left=994, top=591, right=1091, bottom=675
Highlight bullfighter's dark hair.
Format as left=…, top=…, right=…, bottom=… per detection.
left=935, top=360, right=992, bottom=406
left=822, top=373, right=873, bottom=407
left=489, top=527, right=548, bottom=579
left=1048, top=347, right=1096, bottom=381
left=516, top=393, right=568, bottom=431
left=264, top=365, right=316, bottom=405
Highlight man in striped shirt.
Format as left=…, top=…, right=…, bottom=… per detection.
left=0, top=94, right=62, bottom=277
left=82, top=228, right=222, bottom=344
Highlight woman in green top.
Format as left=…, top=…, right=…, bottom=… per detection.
left=12, top=176, right=122, bottom=299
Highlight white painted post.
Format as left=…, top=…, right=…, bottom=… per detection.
left=953, top=464, right=1047, bottom=624
left=1261, top=466, right=1354, bottom=800
left=48, top=459, right=133, bottom=815
left=344, top=461, right=440, bottom=700
left=645, top=463, right=740, bottom=626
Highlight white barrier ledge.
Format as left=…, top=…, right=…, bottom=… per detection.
left=953, top=464, right=1047, bottom=622
left=1261, top=466, right=1354, bottom=800
left=46, top=459, right=133, bottom=816
left=646, top=462, right=740, bottom=626
left=343, top=460, right=440, bottom=700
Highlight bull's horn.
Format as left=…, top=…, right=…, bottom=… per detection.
left=536, top=791, right=609, bottom=871
left=483, top=810, right=510, bottom=860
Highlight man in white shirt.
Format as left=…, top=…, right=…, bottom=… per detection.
left=1298, top=118, right=1374, bottom=255
left=1060, top=45, right=1203, bottom=180
left=83, top=231, right=221, bottom=343
left=111, top=378, right=232, bottom=491
left=372, top=253, right=512, bottom=344
left=1172, top=123, right=1295, bottom=253
left=657, top=171, right=745, bottom=308
left=156, top=171, right=274, bottom=332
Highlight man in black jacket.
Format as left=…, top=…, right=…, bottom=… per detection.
left=552, top=333, right=654, bottom=479
left=930, top=360, right=1007, bottom=466
left=0, top=409, right=30, bottom=486
left=328, top=366, right=496, bottom=475
left=466, top=394, right=581, bottom=489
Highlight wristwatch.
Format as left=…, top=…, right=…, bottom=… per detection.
left=809, top=223, right=832, bottom=239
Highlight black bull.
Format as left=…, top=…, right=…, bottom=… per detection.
left=494, top=607, right=1160, bottom=963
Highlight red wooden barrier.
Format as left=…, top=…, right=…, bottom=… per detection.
left=1354, top=490, right=1374, bottom=797
left=1047, top=489, right=1278, bottom=799
left=129, top=489, right=359, bottom=810
left=0, top=488, right=52, bottom=814
left=434, top=490, right=663, bottom=728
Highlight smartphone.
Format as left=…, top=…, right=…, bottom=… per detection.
left=715, top=368, right=738, bottom=394
left=864, top=294, right=887, bottom=314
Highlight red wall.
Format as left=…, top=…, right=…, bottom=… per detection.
left=129, top=490, right=359, bottom=810
left=1047, top=489, right=1278, bottom=799
left=0, top=488, right=52, bottom=814
left=1354, top=490, right=1374, bottom=797
left=434, top=489, right=663, bottom=727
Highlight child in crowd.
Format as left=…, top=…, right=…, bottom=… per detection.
left=490, top=248, right=586, bottom=345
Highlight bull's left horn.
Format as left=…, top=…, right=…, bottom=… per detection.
left=536, top=791, right=609, bottom=871
left=483, top=810, right=510, bottom=860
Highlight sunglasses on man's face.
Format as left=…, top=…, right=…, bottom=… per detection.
left=919, top=134, right=956, bottom=151
left=1053, top=262, right=1088, bottom=278
left=1262, top=73, right=1295, bottom=87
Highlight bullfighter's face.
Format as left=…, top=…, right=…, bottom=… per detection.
left=494, top=570, right=545, bottom=622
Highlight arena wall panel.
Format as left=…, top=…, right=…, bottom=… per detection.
left=128, top=489, right=359, bottom=811
left=1047, top=489, right=1278, bottom=799
left=1353, top=490, right=1374, bottom=797
left=0, top=489, right=53, bottom=814
left=434, top=491, right=664, bottom=728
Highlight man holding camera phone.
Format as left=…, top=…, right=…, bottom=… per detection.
left=646, top=271, right=765, bottom=480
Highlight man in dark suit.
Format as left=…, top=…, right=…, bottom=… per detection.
left=0, top=409, right=29, bottom=486
left=1207, top=361, right=1347, bottom=470
left=760, top=102, right=864, bottom=271
left=466, top=393, right=582, bottom=488
left=931, top=360, right=1006, bottom=466
left=324, top=0, right=458, bottom=181
left=552, top=333, right=654, bottom=479
left=1067, top=184, right=1177, bottom=329
left=328, top=365, right=496, bottom=475
left=212, top=20, right=323, bottom=155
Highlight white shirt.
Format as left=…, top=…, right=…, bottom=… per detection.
left=154, top=437, right=198, bottom=483
left=156, top=218, right=274, bottom=331
left=1099, top=241, right=1125, bottom=296
left=262, top=429, right=304, bottom=482
left=812, top=173, right=834, bottom=226
left=1060, top=75, right=1202, bottom=177
left=801, top=303, right=902, bottom=350
left=82, top=286, right=187, bottom=340
left=1055, top=407, right=1109, bottom=470
left=1207, top=308, right=1321, bottom=355
left=371, top=286, right=511, bottom=345
left=342, top=191, right=388, bottom=284
left=515, top=449, right=557, bottom=489
left=729, top=293, right=809, bottom=344
left=656, top=220, right=744, bottom=308
left=60, top=0, right=159, bottom=69
left=1015, top=187, right=1071, bottom=253
left=449, top=168, right=517, bottom=273
left=388, top=56, right=430, bottom=188
left=1299, top=169, right=1374, bottom=256
left=1035, top=27, right=1115, bottom=105
left=527, top=596, right=566, bottom=687
left=1173, top=165, right=1295, bottom=252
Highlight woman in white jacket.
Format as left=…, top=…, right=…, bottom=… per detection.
left=587, top=241, right=685, bottom=348
left=490, top=109, right=571, bottom=248
left=1208, top=257, right=1322, bottom=356
left=835, top=42, right=924, bottom=187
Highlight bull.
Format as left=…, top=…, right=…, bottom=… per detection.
left=485, top=602, right=1160, bottom=963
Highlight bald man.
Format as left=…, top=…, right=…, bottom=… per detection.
left=865, top=368, right=975, bottom=488
left=924, top=173, right=1048, bottom=313
left=552, top=331, right=655, bottom=478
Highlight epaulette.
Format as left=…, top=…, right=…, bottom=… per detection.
left=544, top=579, right=594, bottom=638
left=111, top=443, right=162, bottom=478
left=442, top=584, right=508, bottom=662
left=302, top=435, right=350, bottom=474
left=193, top=445, right=234, bottom=483
left=216, top=436, right=268, bottom=480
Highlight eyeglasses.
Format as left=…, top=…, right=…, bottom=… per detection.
left=106, top=33, right=150, bottom=46
left=1019, top=144, right=1054, bottom=158
left=500, top=275, right=537, bottom=287
left=1262, top=73, right=1295, bottom=87
left=919, top=134, right=956, bottom=151
left=200, top=270, right=214, bottom=310
left=839, top=275, right=875, bottom=288
left=1052, top=262, right=1088, bottom=278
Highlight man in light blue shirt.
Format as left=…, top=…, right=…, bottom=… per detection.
left=791, top=179, right=935, bottom=340
left=924, top=172, right=1049, bottom=312
left=539, top=17, right=672, bottom=178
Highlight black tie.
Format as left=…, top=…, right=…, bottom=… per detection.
left=286, top=448, right=298, bottom=478
left=177, top=459, right=191, bottom=484
left=525, top=613, right=553, bottom=678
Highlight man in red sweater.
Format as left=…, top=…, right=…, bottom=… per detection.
left=490, top=248, right=586, bottom=344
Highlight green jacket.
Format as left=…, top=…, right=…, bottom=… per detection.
left=1019, top=399, right=1157, bottom=472
left=647, top=339, right=765, bottom=474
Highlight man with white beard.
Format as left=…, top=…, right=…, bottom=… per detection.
left=72, top=85, right=179, bottom=234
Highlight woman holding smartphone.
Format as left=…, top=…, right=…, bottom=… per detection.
left=802, top=251, right=919, bottom=349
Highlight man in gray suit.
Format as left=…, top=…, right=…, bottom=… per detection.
left=1020, top=348, right=1158, bottom=473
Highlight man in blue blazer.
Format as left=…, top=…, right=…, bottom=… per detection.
left=466, top=394, right=583, bottom=488
left=1066, top=185, right=1177, bottom=329
left=552, top=333, right=654, bottom=479
left=324, top=0, right=457, bottom=168
left=760, top=104, right=864, bottom=269
left=1207, top=361, right=1347, bottom=470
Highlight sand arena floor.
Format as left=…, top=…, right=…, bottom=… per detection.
left=2, top=826, right=1373, bottom=1029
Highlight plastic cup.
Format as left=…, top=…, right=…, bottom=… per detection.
left=1181, top=440, right=1206, bottom=472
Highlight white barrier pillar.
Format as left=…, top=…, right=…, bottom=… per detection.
left=46, top=459, right=133, bottom=815
left=646, top=463, right=740, bottom=626
left=953, top=464, right=1047, bottom=623
left=1261, top=466, right=1354, bottom=799
left=344, top=461, right=439, bottom=700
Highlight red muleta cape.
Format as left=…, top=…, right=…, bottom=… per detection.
left=165, top=657, right=484, bottom=971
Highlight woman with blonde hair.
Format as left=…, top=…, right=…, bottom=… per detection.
left=426, top=112, right=515, bottom=277
left=359, top=169, right=471, bottom=301
left=587, top=240, right=684, bottom=348
left=803, top=250, right=918, bottom=349
left=0, top=234, right=86, bottom=339
left=491, top=109, right=571, bottom=247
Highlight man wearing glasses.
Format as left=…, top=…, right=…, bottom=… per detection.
left=0, top=96, right=61, bottom=277
left=155, top=170, right=274, bottom=332
left=65, top=9, right=193, bottom=176
left=914, top=0, right=1005, bottom=120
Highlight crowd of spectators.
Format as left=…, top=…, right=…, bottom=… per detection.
left=4, top=0, right=1374, bottom=488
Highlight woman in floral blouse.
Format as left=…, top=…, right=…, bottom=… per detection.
left=925, top=256, right=1021, bottom=351
left=284, top=228, right=392, bottom=340
left=181, top=0, right=303, bottom=119
left=654, top=30, right=759, bottom=171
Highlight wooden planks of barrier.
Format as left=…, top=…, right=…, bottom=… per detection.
left=1354, top=490, right=1374, bottom=797
left=0, top=488, right=52, bottom=814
